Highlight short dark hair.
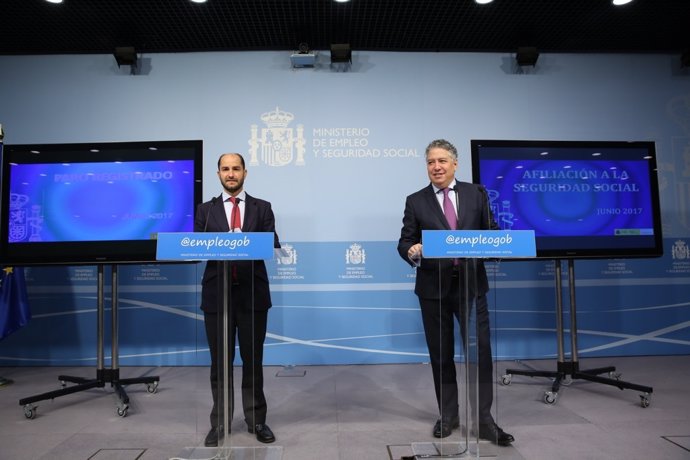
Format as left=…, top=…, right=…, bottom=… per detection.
left=217, top=153, right=246, bottom=170
left=425, top=139, right=458, bottom=160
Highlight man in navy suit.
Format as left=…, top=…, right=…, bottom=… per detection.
left=397, top=139, right=514, bottom=446
left=195, top=153, right=280, bottom=447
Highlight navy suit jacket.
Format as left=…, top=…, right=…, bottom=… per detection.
left=194, top=193, right=281, bottom=313
left=397, top=180, right=498, bottom=300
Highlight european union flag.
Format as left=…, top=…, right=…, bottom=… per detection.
left=0, top=266, right=31, bottom=340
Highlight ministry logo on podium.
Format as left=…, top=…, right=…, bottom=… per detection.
left=272, top=243, right=304, bottom=281
left=277, top=244, right=298, bottom=265
left=345, top=243, right=366, bottom=265
left=249, top=107, right=306, bottom=167
left=340, top=243, right=372, bottom=280
left=672, top=240, right=689, bottom=260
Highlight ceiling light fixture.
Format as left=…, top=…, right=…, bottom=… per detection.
left=190, top=0, right=208, bottom=3
left=475, top=0, right=495, bottom=4
left=290, top=43, right=316, bottom=68
left=334, top=0, right=351, bottom=3
left=44, top=0, right=63, bottom=3
left=516, top=46, right=539, bottom=67
left=330, top=43, right=352, bottom=64
left=114, top=46, right=139, bottom=75
left=681, top=50, right=690, bottom=69
left=612, top=0, right=634, bottom=5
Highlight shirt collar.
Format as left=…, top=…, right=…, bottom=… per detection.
left=222, top=190, right=247, bottom=202
left=433, top=179, right=457, bottom=194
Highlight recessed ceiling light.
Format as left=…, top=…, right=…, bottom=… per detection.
left=612, top=0, right=634, bottom=5
left=475, top=0, right=495, bottom=4
left=334, top=0, right=351, bottom=3
left=45, top=0, right=63, bottom=3
left=190, top=0, right=207, bottom=3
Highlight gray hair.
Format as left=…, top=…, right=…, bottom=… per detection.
left=424, top=139, right=458, bottom=160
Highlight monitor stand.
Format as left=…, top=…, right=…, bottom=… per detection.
left=19, top=264, right=159, bottom=419
left=501, top=259, right=652, bottom=408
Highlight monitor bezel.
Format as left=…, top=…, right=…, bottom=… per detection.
left=470, top=139, right=663, bottom=259
left=0, top=139, right=203, bottom=265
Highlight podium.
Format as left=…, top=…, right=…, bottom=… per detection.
left=156, top=232, right=283, bottom=460
left=410, top=230, right=535, bottom=459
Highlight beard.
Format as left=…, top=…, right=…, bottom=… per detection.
left=222, top=177, right=244, bottom=195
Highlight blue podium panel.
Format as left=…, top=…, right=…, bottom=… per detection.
left=156, top=232, right=275, bottom=261
left=422, top=230, right=536, bottom=258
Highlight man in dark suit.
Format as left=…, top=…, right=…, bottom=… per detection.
left=397, top=139, right=514, bottom=446
left=194, top=153, right=280, bottom=447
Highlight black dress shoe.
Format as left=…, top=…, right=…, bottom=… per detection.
left=248, top=423, right=275, bottom=443
left=433, top=417, right=460, bottom=438
left=204, top=425, right=224, bottom=447
left=477, top=422, right=514, bottom=446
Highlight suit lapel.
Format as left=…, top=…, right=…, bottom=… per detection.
left=423, top=185, right=450, bottom=230
left=454, top=182, right=468, bottom=229
left=242, top=194, right=257, bottom=231
left=210, top=195, right=230, bottom=232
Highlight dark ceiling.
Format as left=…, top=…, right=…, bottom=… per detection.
left=2, top=0, right=689, bottom=56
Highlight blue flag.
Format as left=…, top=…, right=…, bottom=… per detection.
left=0, top=266, right=31, bottom=340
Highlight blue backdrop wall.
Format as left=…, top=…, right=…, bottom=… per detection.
left=0, top=51, right=689, bottom=366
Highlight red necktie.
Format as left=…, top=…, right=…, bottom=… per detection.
left=229, top=197, right=242, bottom=282
left=229, top=197, right=241, bottom=232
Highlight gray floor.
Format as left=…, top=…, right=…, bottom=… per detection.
left=1, top=356, right=689, bottom=460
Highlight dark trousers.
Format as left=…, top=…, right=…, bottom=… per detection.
left=204, top=303, right=268, bottom=429
left=418, top=274, right=494, bottom=424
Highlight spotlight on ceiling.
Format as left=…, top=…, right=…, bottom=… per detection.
left=290, top=43, right=316, bottom=68
left=516, top=46, right=539, bottom=67
left=330, top=43, right=352, bottom=64
left=113, top=46, right=138, bottom=74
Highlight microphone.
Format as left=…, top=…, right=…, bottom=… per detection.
left=203, top=196, right=217, bottom=232
left=478, top=184, right=492, bottom=229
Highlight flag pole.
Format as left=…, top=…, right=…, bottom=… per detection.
left=0, top=124, right=11, bottom=386
left=0, top=125, right=15, bottom=386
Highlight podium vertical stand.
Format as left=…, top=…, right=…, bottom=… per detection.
left=410, top=230, right=535, bottom=459
left=156, top=232, right=282, bottom=460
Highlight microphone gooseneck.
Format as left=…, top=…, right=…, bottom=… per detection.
left=453, top=188, right=460, bottom=230
left=203, top=196, right=217, bottom=232
left=478, top=184, right=491, bottom=229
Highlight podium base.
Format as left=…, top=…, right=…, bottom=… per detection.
left=411, top=440, right=496, bottom=459
left=172, top=446, right=283, bottom=460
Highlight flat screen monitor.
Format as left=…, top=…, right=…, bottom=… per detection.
left=470, top=139, right=663, bottom=259
left=0, top=140, right=203, bottom=265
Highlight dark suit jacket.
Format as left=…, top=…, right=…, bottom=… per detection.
left=397, top=180, right=498, bottom=299
left=194, top=193, right=281, bottom=313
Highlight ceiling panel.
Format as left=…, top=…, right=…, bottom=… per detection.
left=1, top=0, right=689, bottom=56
